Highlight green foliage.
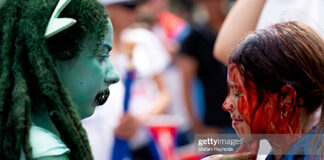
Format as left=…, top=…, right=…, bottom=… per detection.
left=0, top=0, right=109, bottom=159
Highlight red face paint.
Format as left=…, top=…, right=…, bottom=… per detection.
left=223, top=64, right=254, bottom=142
left=223, top=64, right=303, bottom=142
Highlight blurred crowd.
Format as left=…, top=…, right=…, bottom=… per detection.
left=82, top=0, right=234, bottom=159
left=81, top=0, right=324, bottom=159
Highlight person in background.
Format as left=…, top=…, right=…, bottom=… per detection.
left=137, top=0, right=191, bottom=55
left=110, top=1, right=172, bottom=159
left=206, top=21, right=324, bottom=160
left=135, top=0, right=196, bottom=149
left=214, top=0, right=324, bottom=65
left=177, top=0, right=232, bottom=134
left=0, top=0, right=119, bottom=159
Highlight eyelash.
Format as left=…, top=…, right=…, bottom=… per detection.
left=230, top=87, right=241, bottom=97
left=98, top=48, right=110, bottom=63
left=98, top=55, right=109, bottom=62
left=234, top=93, right=241, bottom=97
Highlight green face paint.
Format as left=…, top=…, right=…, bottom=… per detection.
left=55, top=18, right=119, bottom=119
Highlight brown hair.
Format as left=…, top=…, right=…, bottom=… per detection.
left=231, top=21, right=324, bottom=119
left=230, top=21, right=324, bottom=156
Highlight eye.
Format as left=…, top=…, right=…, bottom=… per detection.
left=98, top=49, right=110, bottom=63
left=234, top=92, right=241, bottom=97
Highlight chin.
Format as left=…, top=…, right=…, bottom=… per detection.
left=80, top=107, right=96, bottom=119
left=233, top=122, right=253, bottom=143
left=237, top=134, right=253, bottom=144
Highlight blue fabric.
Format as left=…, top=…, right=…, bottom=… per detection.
left=123, top=70, right=135, bottom=112
left=191, top=77, right=205, bottom=119
left=265, top=126, right=324, bottom=160
left=147, top=138, right=161, bottom=160
left=111, top=138, right=132, bottom=160
left=111, top=70, right=135, bottom=160
left=176, top=25, right=191, bottom=43
left=112, top=70, right=162, bottom=160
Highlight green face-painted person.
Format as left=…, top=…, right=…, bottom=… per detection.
left=56, top=19, right=119, bottom=118
left=0, top=0, right=119, bottom=159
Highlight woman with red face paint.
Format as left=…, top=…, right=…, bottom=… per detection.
left=205, top=21, right=324, bottom=160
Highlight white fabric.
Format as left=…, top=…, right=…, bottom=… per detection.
left=119, top=27, right=171, bottom=148
left=27, top=124, right=70, bottom=159
left=256, top=140, right=272, bottom=160
left=121, top=28, right=171, bottom=78
left=257, top=0, right=324, bottom=37
left=119, top=27, right=171, bottom=116
left=163, top=65, right=191, bottom=131
left=82, top=82, right=124, bottom=160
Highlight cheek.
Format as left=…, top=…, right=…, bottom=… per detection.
left=83, top=62, right=105, bottom=87
left=233, top=121, right=252, bottom=143
left=237, top=90, right=258, bottom=126
left=252, top=95, right=281, bottom=133
left=70, top=76, right=98, bottom=105
left=241, top=92, right=281, bottom=133
left=251, top=104, right=277, bottom=133
left=80, top=76, right=104, bottom=99
left=73, top=64, right=105, bottom=102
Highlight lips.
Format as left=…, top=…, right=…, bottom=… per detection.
left=94, top=88, right=110, bottom=106
left=231, top=115, right=243, bottom=126
left=231, top=115, right=243, bottom=121
left=232, top=119, right=243, bottom=126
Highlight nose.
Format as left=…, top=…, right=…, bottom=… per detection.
left=222, top=96, right=234, bottom=112
left=105, top=70, right=120, bottom=85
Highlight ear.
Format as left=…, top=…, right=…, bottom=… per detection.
left=279, top=85, right=297, bottom=118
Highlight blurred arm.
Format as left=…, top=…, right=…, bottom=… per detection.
left=114, top=73, right=171, bottom=140
left=214, top=0, right=266, bottom=65
left=177, top=55, right=203, bottom=131
left=147, top=74, right=171, bottom=115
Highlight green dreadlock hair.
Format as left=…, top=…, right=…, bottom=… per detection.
left=0, top=0, right=109, bottom=159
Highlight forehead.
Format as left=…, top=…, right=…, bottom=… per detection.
left=228, top=63, right=258, bottom=90
left=228, top=63, right=242, bottom=84
left=105, top=18, right=113, bottom=46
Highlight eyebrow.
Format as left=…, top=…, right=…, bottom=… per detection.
left=104, top=44, right=112, bottom=52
